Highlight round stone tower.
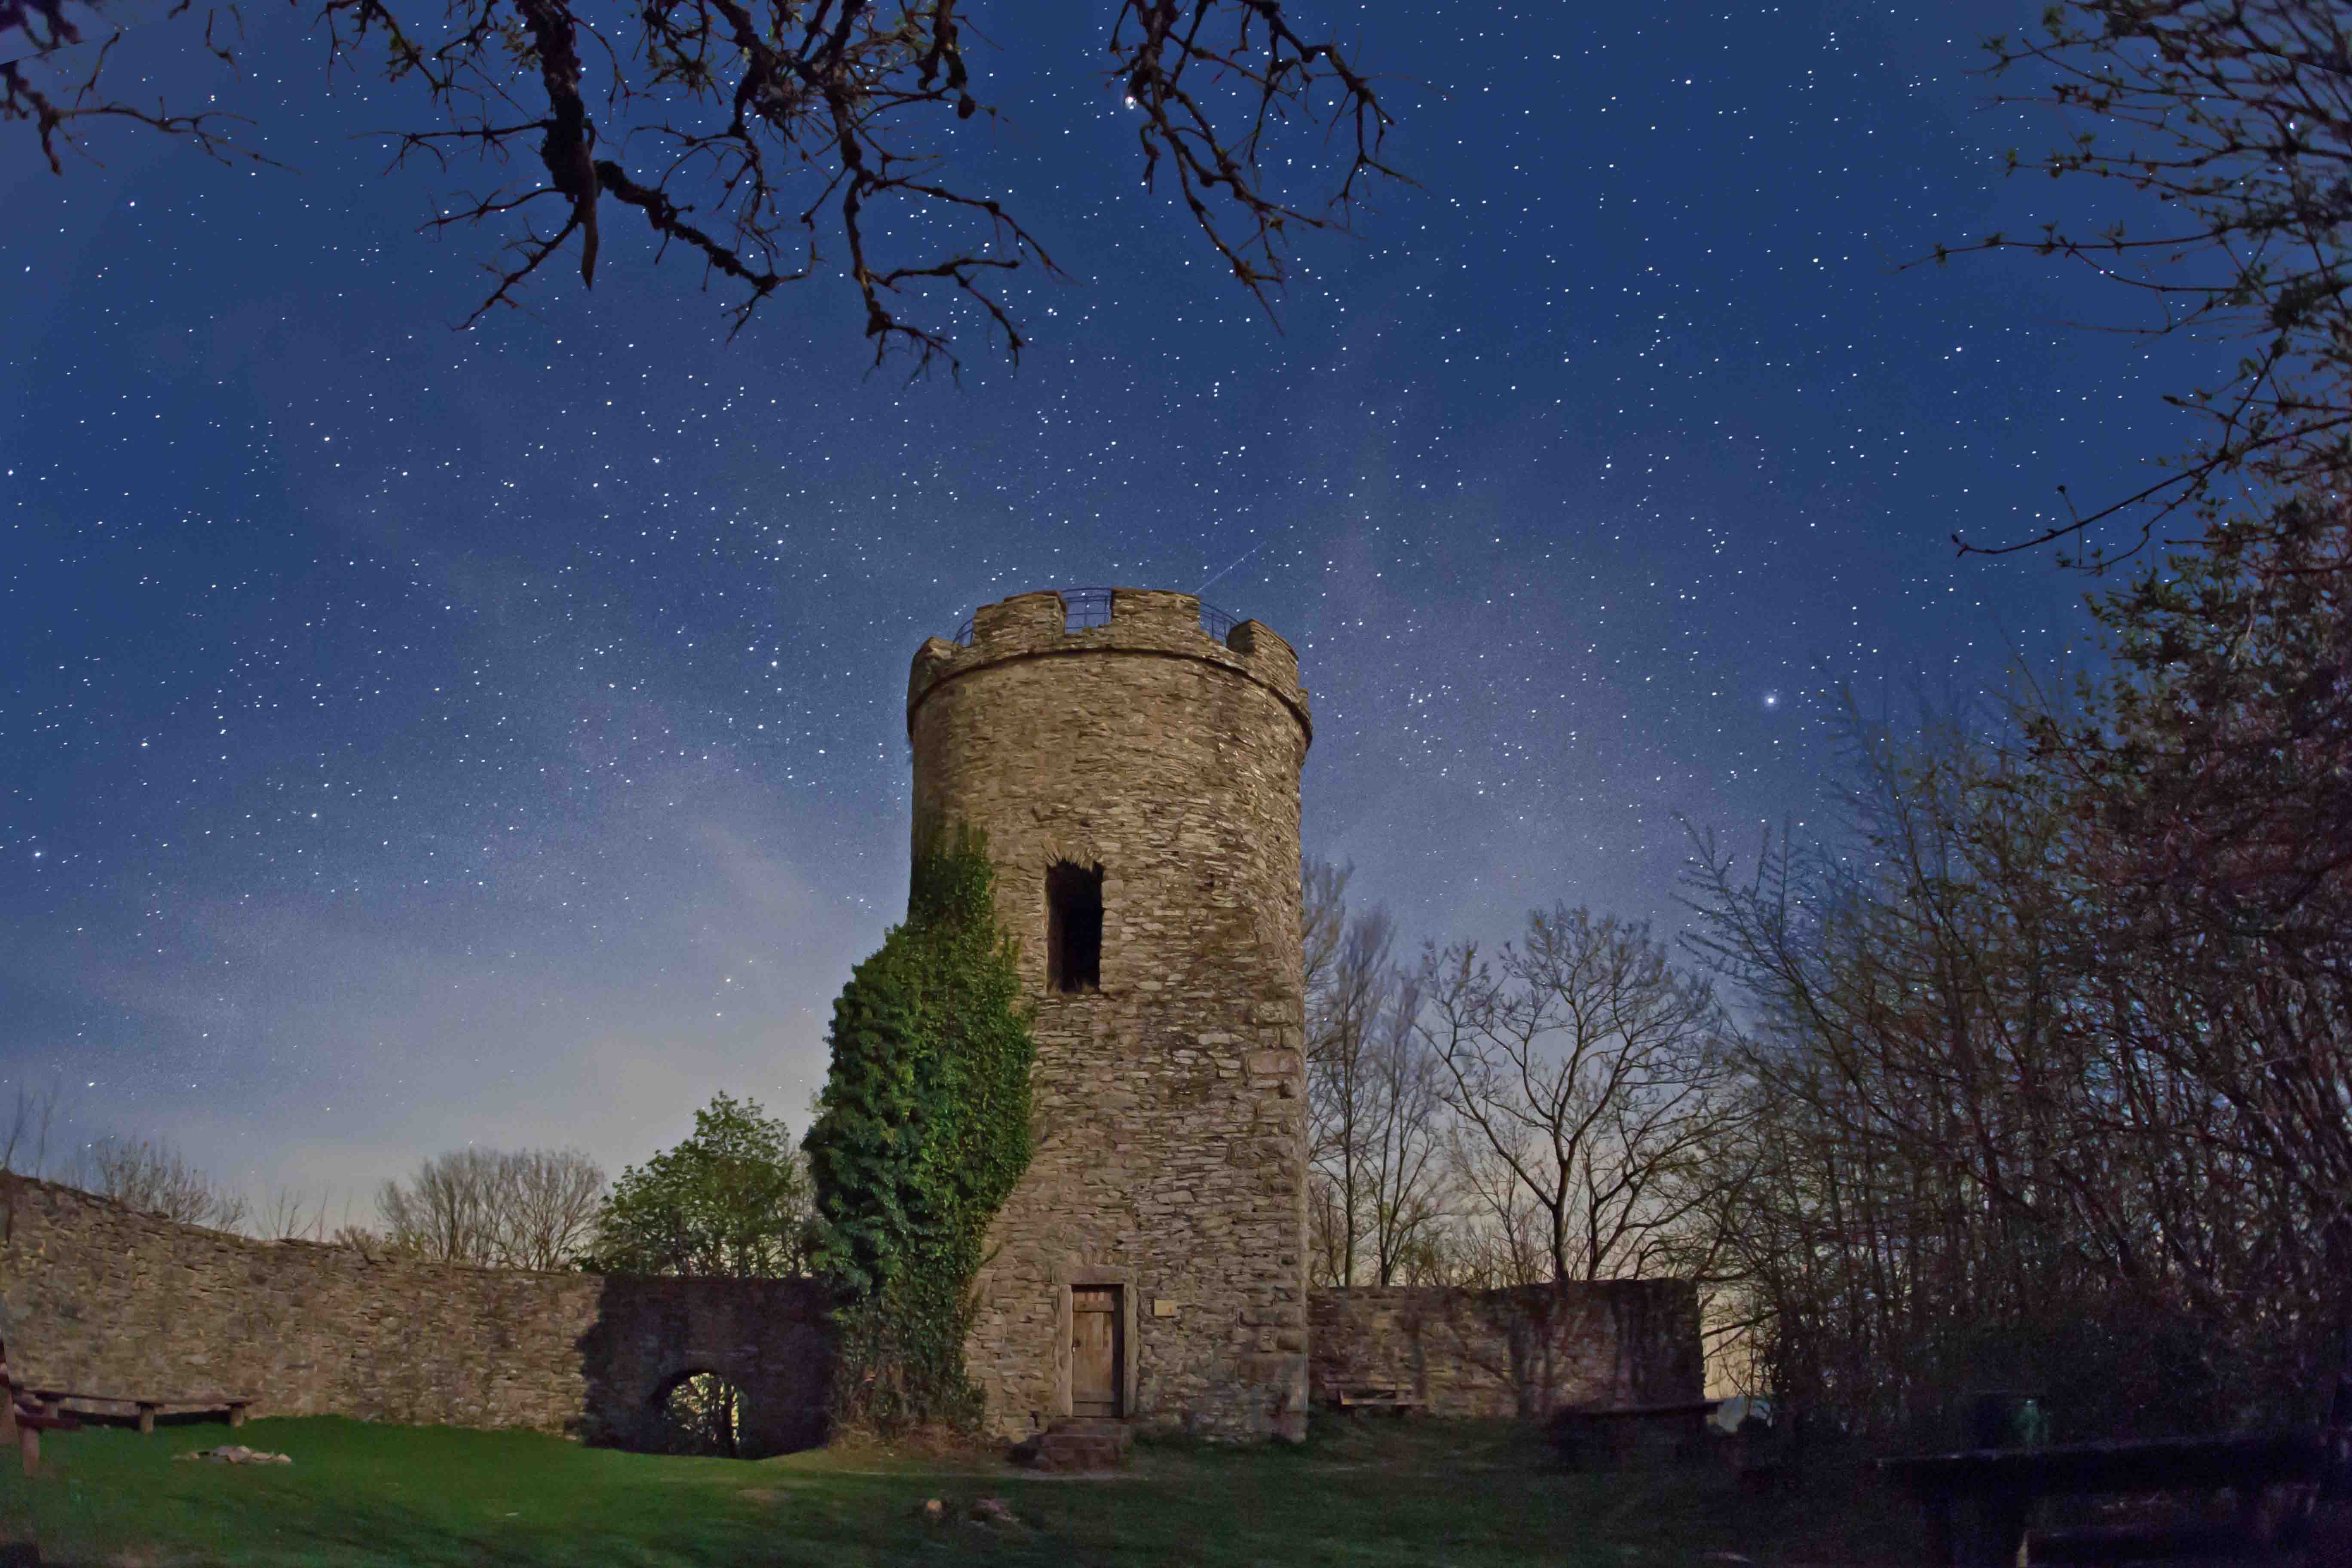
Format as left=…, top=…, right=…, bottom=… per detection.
left=906, top=587, right=1312, bottom=1442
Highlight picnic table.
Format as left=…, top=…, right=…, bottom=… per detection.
left=23, top=1388, right=253, bottom=1433
left=0, top=1341, right=80, bottom=1479
left=1547, top=1398, right=1721, bottom=1468
left=1879, top=1427, right=2349, bottom=1566
left=4, top=1401, right=77, bottom=1476
left=0, top=1322, right=258, bottom=1481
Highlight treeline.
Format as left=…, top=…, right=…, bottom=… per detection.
left=1698, top=493, right=2352, bottom=1445
left=0, top=1087, right=811, bottom=1278
left=1705, top=0, right=2352, bottom=1444
left=1314, top=491, right=2352, bottom=1446
left=1300, top=865, right=1745, bottom=1299
left=1314, top=0, right=2352, bottom=1448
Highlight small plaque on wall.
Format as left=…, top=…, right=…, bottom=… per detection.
left=1153, top=1298, right=1178, bottom=1318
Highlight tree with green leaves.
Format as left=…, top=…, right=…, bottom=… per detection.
left=802, top=826, right=1032, bottom=1434
left=588, top=1093, right=810, bottom=1277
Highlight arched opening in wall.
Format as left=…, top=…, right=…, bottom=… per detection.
left=652, top=1370, right=747, bottom=1458
left=1046, top=861, right=1103, bottom=992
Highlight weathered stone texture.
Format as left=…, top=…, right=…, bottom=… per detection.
left=0, top=589, right=1700, bottom=1458
left=582, top=1274, right=833, bottom=1455
left=0, top=1176, right=829, bottom=1455
left=1307, top=1281, right=1704, bottom=1419
left=908, top=588, right=1312, bottom=1442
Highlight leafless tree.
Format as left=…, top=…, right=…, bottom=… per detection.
left=1685, top=705, right=2118, bottom=1437
left=1437, top=1124, right=1550, bottom=1289
left=379, top=1145, right=605, bottom=1267
left=1307, top=897, right=1387, bottom=1284
left=259, top=1186, right=324, bottom=1241
left=380, top=1147, right=506, bottom=1262
left=1686, top=663, right=2352, bottom=1439
left=3, top=0, right=1400, bottom=371
left=1306, top=1175, right=1349, bottom=1290
left=0, top=1084, right=60, bottom=1179
left=1357, top=976, right=1451, bottom=1283
left=1934, top=0, right=2352, bottom=560
left=1420, top=906, right=1744, bottom=1287
left=1302, top=858, right=1452, bottom=1288
left=76, top=1134, right=251, bottom=1232
left=1301, top=856, right=1351, bottom=1032
left=257, top=1185, right=377, bottom=1242
left=1302, top=855, right=1357, bottom=1287
left=499, top=1145, right=609, bottom=1268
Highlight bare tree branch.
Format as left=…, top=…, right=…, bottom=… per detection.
left=1302, top=858, right=1452, bottom=1288
left=6, top=0, right=1401, bottom=369
left=1421, top=906, right=1745, bottom=1289
left=1927, top=0, right=2352, bottom=564
left=75, top=1133, right=250, bottom=1231
left=378, top=1145, right=606, bottom=1267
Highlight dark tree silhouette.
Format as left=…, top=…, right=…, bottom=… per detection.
left=3, top=0, right=1398, bottom=369
left=1934, top=0, right=2352, bottom=561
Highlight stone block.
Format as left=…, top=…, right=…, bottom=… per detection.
left=0, top=1178, right=832, bottom=1458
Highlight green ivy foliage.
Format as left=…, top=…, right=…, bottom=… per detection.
left=803, top=826, right=1034, bottom=1433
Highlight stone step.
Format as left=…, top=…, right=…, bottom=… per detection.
left=1013, top=1418, right=1133, bottom=1472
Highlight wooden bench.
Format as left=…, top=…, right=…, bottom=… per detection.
left=1548, top=1398, right=1721, bottom=1467
left=1332, top=1383, right=1424, bottom=1416
left=4, top=1396, right=79, bottom=1477
left=1879, top=1428, right=2349, bottom=1566
left=23, top=1388, right=253, bottom=1434
left=10, top=1405, right=80, bottom=1476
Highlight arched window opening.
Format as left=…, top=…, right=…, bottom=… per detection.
left=1047, top=861, right=1104, bottom=993
left=655, top=1370, right=747, bottom=1458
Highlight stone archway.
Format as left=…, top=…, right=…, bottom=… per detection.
left=579, top=1277, right=833, bottom=1458
left=651, top=1369, right=748, bottom=1457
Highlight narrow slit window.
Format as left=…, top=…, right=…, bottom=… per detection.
left=1047, top=861, right=1103, bottom=993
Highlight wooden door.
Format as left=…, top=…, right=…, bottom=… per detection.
left=1071, top=1286, right=1122, bottom=1418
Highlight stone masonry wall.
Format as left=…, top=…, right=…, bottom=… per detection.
left=1308, top=1281, right=1704, bottom=1419
left=908, top=588, right=1314, bottom=1443
left=0, top=1176, right=830, bottom=1455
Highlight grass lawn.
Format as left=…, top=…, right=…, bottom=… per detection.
left=0, top=1415, right=1921, bottom=1566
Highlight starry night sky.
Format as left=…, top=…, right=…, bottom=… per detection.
left=1, top=1, right=2215, bottom=1208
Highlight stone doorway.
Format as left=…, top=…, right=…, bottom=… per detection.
left=1071, top=1285, right=1124, bottom=1418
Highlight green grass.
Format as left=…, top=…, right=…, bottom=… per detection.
left=0, top=1415, right=1920, bottom=1566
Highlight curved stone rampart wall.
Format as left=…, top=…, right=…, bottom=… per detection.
left=0, top=1178, right=1703, bottom=1445
left=908, top=588, right=1314, bottom=1442
left=0, top=1176, right=829, bottom=1455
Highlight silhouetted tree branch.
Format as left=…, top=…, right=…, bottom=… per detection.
left=1927, top=0, right=2352, bottom=563
left=1420, top=907, right=1744, bottom=1288
left=5, top=0, right=1399, bottom=371
left=75, top=1133, right=250, bottom=1231
left=1302, top=858, right=1449, bottom=1288
left=379, top=1145, right=607, bottom=1267
left=3, top=6, right=267, bottom=178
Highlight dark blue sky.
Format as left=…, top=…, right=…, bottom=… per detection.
left=2, top=1, right=2207, bottom=1207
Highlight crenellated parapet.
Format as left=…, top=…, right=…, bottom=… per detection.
left=908, top=587, right=1311, bottom=743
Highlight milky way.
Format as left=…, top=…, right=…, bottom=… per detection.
left=0, top=1, right=2213, bottom=1204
